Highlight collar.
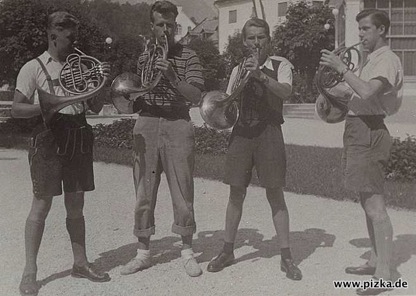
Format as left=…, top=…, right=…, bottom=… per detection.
left=39, top=51, right=56, bottom=65
left=259, top=56, right=274, bottom=71
left=367, top=45, right=389, bottom=62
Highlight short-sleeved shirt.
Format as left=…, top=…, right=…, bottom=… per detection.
left=227, top=55, right=293, bottom=126
left=16, top=51, right=84, bottom=114
left=348, top=46, right=403, bottom=116
left=136, top=44, right=204, bottom=114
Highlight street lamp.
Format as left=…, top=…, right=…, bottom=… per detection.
left=332, top=8, right=339, bottom=48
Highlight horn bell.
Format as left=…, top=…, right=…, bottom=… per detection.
left=37, top=76, right=107, bottom=125
left=199, top=90, right=239, bottom=130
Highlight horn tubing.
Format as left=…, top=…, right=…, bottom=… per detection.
left=38, top=76, right=108, bottom=125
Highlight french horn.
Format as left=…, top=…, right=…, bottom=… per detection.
left=110, top=35, right=168, bottom=114
left=199, top=47, right=260, bottom=130
left=315, top=41, right=362, bottom=123
left=37, top=47, right=108, bottom=126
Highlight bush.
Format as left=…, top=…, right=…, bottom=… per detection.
left=0, top=116, right=41, bottom=135
left=387, top=136, right=416, bottom=182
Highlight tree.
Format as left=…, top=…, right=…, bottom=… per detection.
left=272, top=2, right=334, bottom=102
left=188, top=38, right=227, bottom=91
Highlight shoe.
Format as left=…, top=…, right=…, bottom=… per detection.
left=181, top=249, right=202, bottom=277
left=207, top=252, right=235, bottom=272
left=356, top=287, right=392, bottom=295
left=280, top=258, right=302, bottom=281
left=71, top=263, right=110, bottom=282
left=345, top=264, right=376, bottom=275
left=19, top=273, right=39, bottom=296
left=120, top=256, right=152, bottom=275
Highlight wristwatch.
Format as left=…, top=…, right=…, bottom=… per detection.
left=340, top=67, right=349, bottom=77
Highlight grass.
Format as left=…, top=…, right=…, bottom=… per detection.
left=2, top=134, right=415, bottom=210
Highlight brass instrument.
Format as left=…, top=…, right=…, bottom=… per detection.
left=38, top=47, right=108, bottom=125
left=199, top=47, right=260, bottom=130
left=110, top=35, right=168, bottom=114
left=315, top=42, right=362, bottom=123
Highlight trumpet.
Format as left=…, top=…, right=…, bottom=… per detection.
left=110, top=35, right=168, bottom=114
left=38, top=47, right=108, bottom=126
left=199, top=46, right=260, bottom=130
left=315, top=41, right=362, bottom=123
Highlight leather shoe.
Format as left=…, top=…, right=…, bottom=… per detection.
left=281, top=258, right=302, bottom=281
left=345, top=264, right=376, bottom=275
left=71, top=263, right=110, bottom=282
left=19, top=273, right=39, bottom=296
left=207, top=252, right=235, bottom=272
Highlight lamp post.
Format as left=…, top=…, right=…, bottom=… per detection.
left=332, top=8, right=339, bottom=48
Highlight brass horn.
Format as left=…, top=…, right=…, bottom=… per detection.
left=110, top=36, right=168, bottom=114
left=199, top=47, right=260, bottom=130
left=315, top=42, right=362, bottom=123
left=38, top=47, right=108, bottom=125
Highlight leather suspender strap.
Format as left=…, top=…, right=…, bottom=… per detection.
left=35, top=57, right=55, bottom=95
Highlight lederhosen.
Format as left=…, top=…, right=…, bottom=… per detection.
left=28, top=58, right=94, bottom=197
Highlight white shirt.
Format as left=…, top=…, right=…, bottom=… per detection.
left=15, top=51, right=84, bottom=114
left=349, top=46, right=403, bottom=116
left=226, top=55, right=293, bottom=95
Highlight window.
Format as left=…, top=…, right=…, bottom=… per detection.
left=176, top=24, right=182, bottom=36
left=312, top=1, right=323, bottom=8
left=278, top=2, right=288, bottom=17
left=229, top=10, right=237, bottom=24
left=364, top=0, right=416, bottom=76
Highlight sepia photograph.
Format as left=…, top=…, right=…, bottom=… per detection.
left=0, top=0, right=415, bottom=295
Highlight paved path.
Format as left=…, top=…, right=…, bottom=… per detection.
left=1, top=148, right=415, bottom=295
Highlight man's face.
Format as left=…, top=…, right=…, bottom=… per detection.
left=151, top=12, right=176, bottom=47
left=243, top=25, right=270, bottom=61
left=53, top=27, right=78, bottom=57
left=358, top=15, right=384, bottom=51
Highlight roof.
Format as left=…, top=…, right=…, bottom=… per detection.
left=214, top=0, right=250, bottom=7
left=190, top=18, right=218, bottom=34
left=327, top=0, right=345, bottom=8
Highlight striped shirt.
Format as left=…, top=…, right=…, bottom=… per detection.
left=137, top=44, right=204, bottom=113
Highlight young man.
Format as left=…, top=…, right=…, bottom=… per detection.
left=320, top=9, right=403, bottom=296
left=12, top=11, right=111, bottom=296
left=120, top=1, right=204, bottom=277
left=206, top=18, right=302, bottom=281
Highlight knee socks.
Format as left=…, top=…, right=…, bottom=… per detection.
left=24, top=219, right=45, bottom=274
left=66, top=216, right=88, bottom=267
left=373, top=216, right=393, bottom=280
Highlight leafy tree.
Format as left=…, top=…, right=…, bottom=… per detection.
left=188, top=38, right=227, bottom=91
left=272, top=2, right=334, bottom=102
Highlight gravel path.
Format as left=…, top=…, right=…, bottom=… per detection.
left=1, top=147, right=415, bottom=296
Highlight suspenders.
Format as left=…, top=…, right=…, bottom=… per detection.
left=35, top=58, right=55, bottom=95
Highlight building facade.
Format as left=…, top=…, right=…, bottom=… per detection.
left=215, top=0, right=416, bottom=79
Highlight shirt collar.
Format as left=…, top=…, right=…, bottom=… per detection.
left=259, top=56, right=273, bottom=71
left=367, top=45, right=389, bottom=62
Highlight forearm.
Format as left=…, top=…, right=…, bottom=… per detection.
left=11, top=102, right=41, bottom=118
left=342, top=70, right=374, bottom=100
left=255, top=72, right=291, bottom=107
left=172, top=79, right=202, bottom=105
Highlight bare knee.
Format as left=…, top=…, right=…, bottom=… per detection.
left=64, top=192, right=85, bottom=219
left=27, top=196, right=53, bottom=222
left=229, top=186, right=246, bottom=206
left=266, top=187, right=287, bottom=212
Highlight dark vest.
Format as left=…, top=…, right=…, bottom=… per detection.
left=233, top=58, right=285, bottom=138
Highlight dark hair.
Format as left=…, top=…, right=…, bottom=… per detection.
left=150, top=1, right=178, bottom=23
left=242, top=18, right=270, bottom=40
left=356, top=9, right=390, bottom=35
left=47, top=11, right=79, bottom=31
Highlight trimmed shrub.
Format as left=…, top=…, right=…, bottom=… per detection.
left=387, top=136, right=416, bottom=182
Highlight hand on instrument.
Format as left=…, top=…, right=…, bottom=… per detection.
left=320, top=49, right=347, bottom=74
left=155, top=58, right=177, bottom=82
left=99, top=62, right=111, bottom=77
